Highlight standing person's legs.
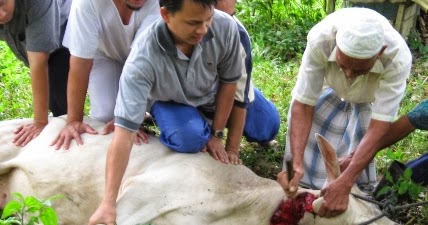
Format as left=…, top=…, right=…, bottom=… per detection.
left=243, top=87, right=280, bottom=143
left=88, top=55, right=122, bottom=123
left=48, top=47, right=70, bottom=116
left=151, top=101, right=211, bottom=153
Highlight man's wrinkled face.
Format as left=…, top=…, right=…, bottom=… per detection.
left=123, top=0, right=145, bottom=10
left=161, top=0, right=214, bottom=47
left=0, top=0, right=15, bottom=24
left=336, top=47, right=379, bottom=80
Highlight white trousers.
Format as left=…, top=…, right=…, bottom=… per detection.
left=88, top=54, right=123, bottom=123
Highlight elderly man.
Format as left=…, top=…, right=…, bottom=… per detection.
left=0, top=0, right=71, bottom=147
left=280, top=7, right=412, bottom=218
left=52, top=0, right=160, bottom=149
left=87, top=0, right=269, bottom=223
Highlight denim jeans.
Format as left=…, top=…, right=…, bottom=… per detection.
left=151, top=88, right=280, bottom=153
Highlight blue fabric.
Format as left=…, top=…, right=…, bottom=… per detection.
left=236, top=21, right=252, bottom=107
left=151, top=102, right=210, bottom=153
left=406, top=152, right=428, bottom=186
left=408, top=99, right=428, bottom=130
left=244, top=87, right=280, bottom=143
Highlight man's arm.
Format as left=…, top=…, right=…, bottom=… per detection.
left=318, top=119, right=390, bottom=217
left=206, top=82, right=237, bottom=163
left=285, top=100, right=314, bottom=194
left=51, top=56, right=98, bottom=150
left=67, top=56, right=93, bottom=123
left=379, top=115, right=415, bottom=149
left=225, top=106, right=246, bottom=164
left=13, top=51, right=49, bottom=146
left=88, top=126, right=135, bottom=225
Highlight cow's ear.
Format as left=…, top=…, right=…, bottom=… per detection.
left=315, top=133, right=341, bottom=183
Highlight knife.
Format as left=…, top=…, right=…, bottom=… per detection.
left=285, top=153, right=296, bottom=225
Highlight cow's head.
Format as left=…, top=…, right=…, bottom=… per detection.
left=271, top=133, right=397, bottom=225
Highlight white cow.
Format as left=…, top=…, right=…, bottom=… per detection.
left=0, top=117, right=396, bottom=225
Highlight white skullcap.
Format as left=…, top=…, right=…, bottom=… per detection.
left=336, top=16, right=385, bottom=59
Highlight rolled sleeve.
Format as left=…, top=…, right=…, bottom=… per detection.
left=372, top=58, right=411, bottom=122
left=292, top=42, right=327, bottom=106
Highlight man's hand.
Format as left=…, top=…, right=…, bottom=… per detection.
left=277, top=164, right=304, bottom=198
left=51, top=121, right=98, bottom=150
left=88, top=201, right=116, bottom=225
left=205, top=137, right=229, bottom=163
left=318, top=179, right=351, bottom=217
left=13, top=122, right=48, bottom=147
left=338, top=153, right=354, bottom=172
left=101, top=120, right=153, bottom=145
left=226, top=150, right=242, bottom=165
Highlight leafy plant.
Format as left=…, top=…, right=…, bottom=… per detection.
left=0, top=193, right=62, bottom=225
left=408, top=28, right=428, bottom=59
left=376, top=168, right=425, bottom=203
left=0, top=41, right=32, bottom=120
left=237, top=0, right=324, bottom=61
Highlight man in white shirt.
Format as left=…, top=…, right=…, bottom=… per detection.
left=52, top=0, right=160, bottom=149
left=280, top=7, right=412, bottom=218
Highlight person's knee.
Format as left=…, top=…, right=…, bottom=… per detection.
left=89, top=104, right=115, bottom=123
left=160, top=127, right=209, bottom=153
left=244, top=117, right=279, bottom=143
left=244, top=98, right=280, bottom=143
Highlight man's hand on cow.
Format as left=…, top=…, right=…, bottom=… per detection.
left=13, top=121, right=47, bottom=147
left=51, top=121, right=98, bottom=150
left=102, top=120, right=115, bottom=135
left=102, top=120, right=154, bottom=145
left=204, top=137, right=229, bottom=164
left=88, top=201, right=117, bottom=225
left=318, top=179, right=351, bottom=218
left=226, top=150, right=242, bottom=165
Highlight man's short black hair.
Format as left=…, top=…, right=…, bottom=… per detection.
left=159, top=0, right=217, bottom=14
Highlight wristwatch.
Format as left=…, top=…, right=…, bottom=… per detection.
left=210, top=127, right=224, bottom=139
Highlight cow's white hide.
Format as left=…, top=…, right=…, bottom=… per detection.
left=0, top=117, right=396, bottom=225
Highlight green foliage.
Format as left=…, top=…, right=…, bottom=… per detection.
left=0, top=193, right=62, bottom=225
left=376, top=168, right=425, bottom=201
left=375, top=57, right=428, bottom=173
left=237, top=0, right=325, bottom=61
left=375, top=169, right=428, bottom=224
left=0, top=41, right=32, bottom=120
left=408, top=28, right=428, bottom=59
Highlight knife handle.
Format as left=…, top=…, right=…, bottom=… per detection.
left=285, top=153, right=294, bottom=181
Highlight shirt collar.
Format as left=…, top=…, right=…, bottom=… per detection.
left=328, top=46, right=384, bottom=74
left=155, top=20, right=214, bottom=55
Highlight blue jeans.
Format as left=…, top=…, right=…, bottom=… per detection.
left=151, top=88, right=280, bottom=153
left=244, top=87, right=280, bottom=143
left=407, top=152, right=428, bottom=186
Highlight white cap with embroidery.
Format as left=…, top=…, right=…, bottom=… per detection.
left=336, top=15, right=385, bottom=59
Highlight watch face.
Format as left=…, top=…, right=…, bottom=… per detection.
left=214, top=130, right=224, bottom=139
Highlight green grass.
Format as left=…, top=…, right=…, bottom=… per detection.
left=0, top=42, right=32, bottom=120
